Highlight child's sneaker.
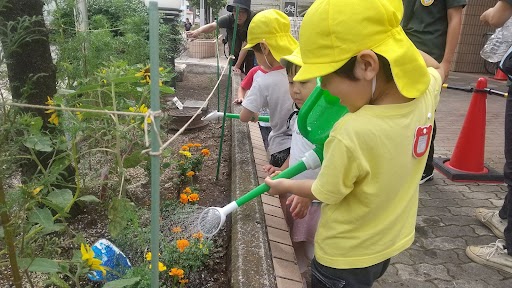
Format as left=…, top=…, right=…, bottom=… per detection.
left=419, top=172, right=434, bottom=184
left=466, top=240, right=512, bottom=274
left=476, top=208, right=506, bottom=239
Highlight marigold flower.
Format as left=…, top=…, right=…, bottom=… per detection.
left=172, top=226, right=182, bottom=233
left=169, top=267, right=185, bottom=278
left=179, top=193, right=188, bottom=204
left=193, top=143, right=201, bottom=147
left=186, top=143, right=194, bottom=148
left=181, top=145, right=189, bottom=151
left=32, top=186, right=43, bottom=196
left=179, top=151, right=192, bottom=158
left=186, top=171, right=195, bottom=177
left=201, top=149, right=210, bottom=157
left=149, top=261, right=167, bottom=272
left=176, top=239, right=190, bottom=252
left=183, top=187, right=192, bottom=194
left=188, top=193, right=199, bottom=202
left=80, top=244, right=107, bottom=276
left=179, top=279, right=189, bottom=284
left=192, top=232, right=203, bottom=240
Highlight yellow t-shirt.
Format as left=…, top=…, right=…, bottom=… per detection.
left=311, top=67, right=442, bottom=269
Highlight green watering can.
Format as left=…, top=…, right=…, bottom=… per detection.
left=199, top=78, right=349, bottom=236
left=201, top=110, right=270, bottom=122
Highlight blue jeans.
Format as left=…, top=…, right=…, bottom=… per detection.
left=311, top=257, right=390, bottom=288
left=499, top=86, right=512, bottom=255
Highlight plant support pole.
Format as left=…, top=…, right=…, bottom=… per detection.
left=148, top=2, right=161, bottom=287
left=215, top=6, right=239, bottom=180
left=216, top=17, right=220, bottom=111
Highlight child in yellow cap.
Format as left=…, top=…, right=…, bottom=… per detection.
left=239, top=9, right=298, bottom=168
left=265, top=0, right=446, bottom=286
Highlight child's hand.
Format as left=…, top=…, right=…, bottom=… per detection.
left=265, top=173, right=288, bottom=196
left=287, top=195, right=311, bottom=220
left=233, top=98, right=243, bottom=105
left=263, top=164, right=279, bottom=175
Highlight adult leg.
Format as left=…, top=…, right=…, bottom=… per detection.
left=501, top=86, right=512, bottom=252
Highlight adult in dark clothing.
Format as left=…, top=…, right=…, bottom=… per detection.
left=466, top=0, right=512, bottom=275
left=186, top=0, right=255, bottom=74
left=402, top=0, right=466, bottom=184
left=184, top=18, right=192, bottom=31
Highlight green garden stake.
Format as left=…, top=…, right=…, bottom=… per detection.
left=215, top=17, right=220, bottom=111
left=199, top=79, right=349, bottom=236
left=201, top=110, right=270, bottom=122
left=215, top=5, right=239, bottom=180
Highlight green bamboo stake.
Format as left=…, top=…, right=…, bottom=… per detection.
left=148, top=2, right=161, bottom=287
left=216, top=17, right=220, bottom=111
left=215, top=6, right=239, bottom=180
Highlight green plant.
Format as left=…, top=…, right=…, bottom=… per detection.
left=166, top=143, right=210, bottom=189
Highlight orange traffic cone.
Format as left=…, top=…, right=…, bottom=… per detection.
left=493, top=68, right=508, bottom=81
left=433, top=77, right=503, bottom=183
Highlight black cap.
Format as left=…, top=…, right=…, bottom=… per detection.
left=226, top=0, right=251, bottom=12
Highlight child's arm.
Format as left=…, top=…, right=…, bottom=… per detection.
left=239, top=107, right=259, bottom=122
left=441, top=6, right=463, bottom=79
left=265, top=178, right=318, bottom=201
left=286, top=195, right=312, bottom=220
left=419, top=50, right=446, bottom=83
left=234, top=86, right=247, bottom=104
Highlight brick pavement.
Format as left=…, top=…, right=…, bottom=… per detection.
left=374, top=73, right=512, bottom=287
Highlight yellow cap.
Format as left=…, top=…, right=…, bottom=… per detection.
left=281, top=47, right=303, bottom=67
left=295, top=0, right=430, bottom=98
left=244, top=9, right=299, bottom=61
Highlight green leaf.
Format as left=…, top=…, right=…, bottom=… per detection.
left=160, top=85, right=175, bottom=94
left=103, top=277, right=141, bottom=288
left=108, top=198, right=136, bottom=237
left=39, top=199, right=70, bottom=218
left=112, top=76, right=141, bottom=83
left=123, top=150, right=147, bottom=169
left=0, top=226, right=4, bottom=238
left=72, top=84, right=102, bottom=94
left=46, top=189, right=73, bottom=210
left=18, top=258, right=60, bottom=273
left=77, top=195, right=101, bottom=203
left=28, top=207, right=54, bottom=227
left=23, top=135, right=53, bottom=152
left=47, top=273, right=71, bottom=288
left=161, top=162, right=171, bottom=169
left=29, top=117, right=43, bottom=134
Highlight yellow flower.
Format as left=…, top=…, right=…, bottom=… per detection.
left=183, top=187, right=192, bottom=194
left=169, top=267, right=185, bottom=278
left=45, top=96, right=55, bottom=106
left=80, top=244, right=107, bottom=276
left=201, top=149, right=210, bottom=157
left=186, top=171, right=195, bottom=177
left=176, top=239, right=190, bottom=252
left=179, top=194, right=188, bottom=204
left=32, top=186, right=43, bottom=196
left=145, top=252, right=152, bottom=261
left=48, top=112, right=59, bottom=125
left=179, top=151, right=192, bottom=158
left=179, top=279, right=189, bottom=284
left=172, top=226, right=182, bottom=233
left=149, top=261, right=167, bottom=272
left=188, top=193, right=199, bottom=203
left=181, top=145, right=189, bottom=151
left=192, top=232, right=203, bottom=240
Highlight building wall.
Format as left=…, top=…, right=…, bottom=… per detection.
left=453, top=0, right=497, bottom=73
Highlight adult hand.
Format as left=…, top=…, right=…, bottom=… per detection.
left=232, top=66, right=242, bottom=74
left=186, top=30, right=199, bottom=40
left=286, top=195, right=311, bottom=220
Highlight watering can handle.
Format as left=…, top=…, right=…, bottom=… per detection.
left=226, top=113, right=270, bottom=122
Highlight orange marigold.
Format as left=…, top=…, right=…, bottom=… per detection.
left=186, top=171, right=195, bottom=177
left=188, top=193, right=199, bottom=202
left=180, top=145, right=189, bottom=151
left=182, top=187, right=192, bottom=194
left=193, top=143, right=201, bottom=147
left=186, top=143, right=194, bottom=148
left=171, top=226, right=182, bottom=233
left=201, top=148, right=210, bottom=157
left=179, top=194, right=188, bottom=204
left=176, top=239, right=190, bottom=252
left=192, top=232, right=203, bottom=240
left=169, top=267, right=185, bottom=278
left=179, top=279, right=189, bottom=284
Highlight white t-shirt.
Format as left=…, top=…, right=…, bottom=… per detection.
left=242, top=67, right=293, bottom=155
left=289, top=114, right=320, bottom=181
left=240, top=66, right=271, bottom=127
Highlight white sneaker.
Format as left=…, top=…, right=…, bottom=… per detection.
left=476, top=208, right=506, bottom=239
left=466, top=240, right=512, bottom=274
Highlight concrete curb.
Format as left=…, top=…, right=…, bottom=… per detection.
left=176, top=60, right=226, bottom=74
left=230, top=104, right=277, bottom=288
